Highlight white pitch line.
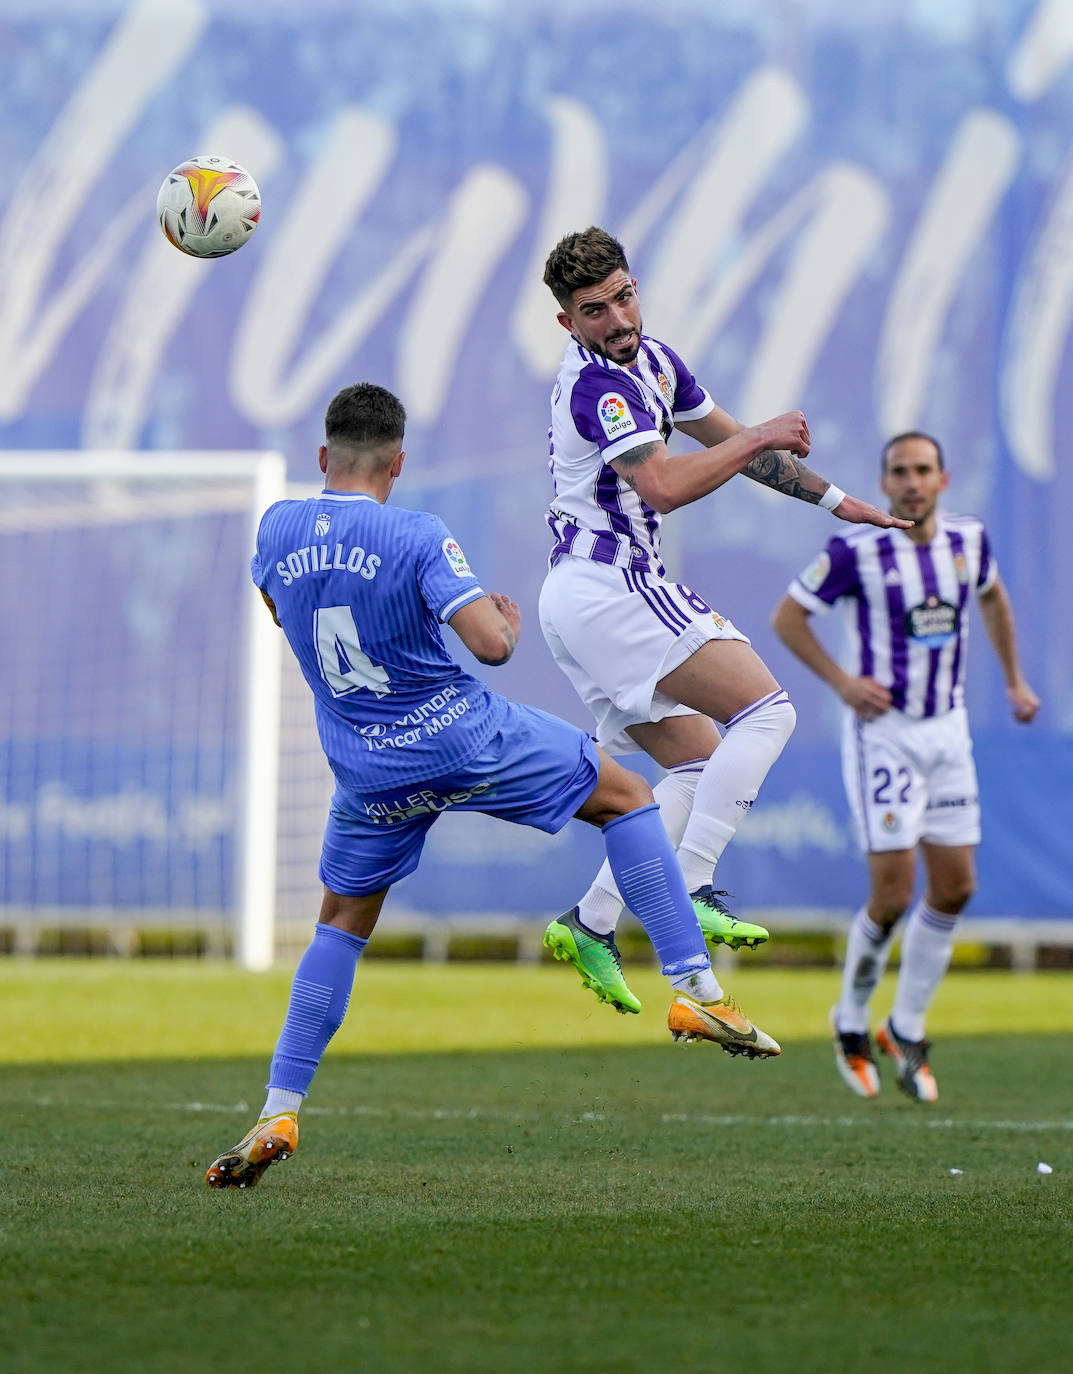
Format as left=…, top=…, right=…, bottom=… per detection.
left=178, top=1102, right=1073, bottom=1133
left=660, top=1112, right=1073, bottom=1132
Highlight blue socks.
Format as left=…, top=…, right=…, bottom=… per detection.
left=266, top=805, right=709, bottom=1099
left=268, top=923, right=368, bottom=1096
left=602, top=803, right=710, bottom=978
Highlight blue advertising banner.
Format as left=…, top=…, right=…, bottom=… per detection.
left=1, top=0, right=1070, bottom=918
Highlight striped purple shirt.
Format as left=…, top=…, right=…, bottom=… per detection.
left=787, top=515, right=996, bottom=718
left=546, top=334, right=714, bottom=573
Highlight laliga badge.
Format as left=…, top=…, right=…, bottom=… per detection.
left=442, top=537, right=473, bottom=577
left=800, top=551, right=830, bottom=592
left=597, top=392, right=637, bottom=440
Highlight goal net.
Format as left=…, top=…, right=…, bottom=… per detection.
left=0, top=452, right=286, bottom=968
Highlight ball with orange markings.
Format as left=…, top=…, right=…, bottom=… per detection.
left=156, top=155, right=260, bottom=259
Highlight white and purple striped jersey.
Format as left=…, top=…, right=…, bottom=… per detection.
left=546, top=334, right=714, bottom=573
left=252, top=491, right=506, bottom=790
left=786, top=515, right=997, bottom=719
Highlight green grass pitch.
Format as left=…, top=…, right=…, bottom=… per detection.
left=4, top=961, right=1073, bottom=1374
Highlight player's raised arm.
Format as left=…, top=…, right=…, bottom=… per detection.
left=447, top=593, right=520, bottom=666
left=677, top=409, right=912, bottom=530
left=610, top=408, right=810, bottom=514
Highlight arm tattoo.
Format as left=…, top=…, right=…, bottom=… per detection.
left=612, top=440, right=661, bottom=492
left=743, top=448, right=826, bottom=504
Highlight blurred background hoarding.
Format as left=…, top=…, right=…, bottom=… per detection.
left=1, top=0, right=1070, bottom=933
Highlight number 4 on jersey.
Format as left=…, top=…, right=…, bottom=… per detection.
left=314, top=605, right=391, bottom=698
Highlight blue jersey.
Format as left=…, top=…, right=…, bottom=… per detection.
left=252, top=490, right=507, bottom=789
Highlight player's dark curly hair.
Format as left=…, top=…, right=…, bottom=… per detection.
left=882, top=431, right=944, bottom=472
left=543, top=227, right=630, bottom=307
left=324, top=383, right=406, bottom=447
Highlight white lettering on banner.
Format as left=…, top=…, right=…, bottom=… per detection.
left=422, top=810, right=571, bottom=860
left=631, top=68, right=806, bottom=354
left=398, top=166, right=529, bottom=423
left=999, top=155, right=1073, bottom=481
left=510, top=97, right=608, bottom=374
left=231, top=108, right=406, bottom=427
left=556, top=70, right=888, bottom=432
left=82, top=105, right=284, bottom=449
left=728, top=794, right=849, bottom=859
left=0, top=802, right=30, bottom=841
left=177, top=795, right=234, bottom=845
left=736, top=164, right=889, bottom=427
left=0, top=0, right=208, bottom=419
left=231, top=114, right=526, bottom=428
left=1002, top=0, right=1073, bottom=481
left=877, top=110, right=1020, bottom=437
left=34, top=783, right=230, bottom=848
left=1006, top=0, right=1073, bottom=100
left=2, top=1, right=1071, bottom=480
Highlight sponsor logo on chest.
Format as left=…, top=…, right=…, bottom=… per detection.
left=904, top=595, right=959, bottom=647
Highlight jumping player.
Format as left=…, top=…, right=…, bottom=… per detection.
left=537, top=226, right=911, bottom=1014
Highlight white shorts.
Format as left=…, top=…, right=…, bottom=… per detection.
left=841, top=705, right=980, bottom=853
left=538, top=556, right=749, bottom=755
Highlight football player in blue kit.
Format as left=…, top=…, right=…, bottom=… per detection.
left=206, top=382, right=780, bottom=1189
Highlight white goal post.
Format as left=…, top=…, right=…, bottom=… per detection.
left=0, top=451, right=286, bottom=969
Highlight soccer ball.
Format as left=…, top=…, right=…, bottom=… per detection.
left=156, top=156, right=261, bottom=258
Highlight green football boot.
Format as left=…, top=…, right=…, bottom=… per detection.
left=690, top=885, right=769, bottom=951
left=543, top=907, right=642, bottom=1014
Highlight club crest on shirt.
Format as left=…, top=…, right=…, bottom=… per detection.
left=656, top=371, right=673, bottom=402
left=442, top=537, right=473, bottom=577
left=315, top=512, right=331, bottom=536
left=954, top=552, right=969, bottom=584
left=799, top=551, right=830, bottom=592
left=597, top=392, right=636, bottom=440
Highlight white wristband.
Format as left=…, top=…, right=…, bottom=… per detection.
left=819, top=483, right=845, bottom=512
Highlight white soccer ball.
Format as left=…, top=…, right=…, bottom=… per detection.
left=156, top=156, right=261, bottom=259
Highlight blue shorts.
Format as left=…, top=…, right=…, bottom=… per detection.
left=319, top=701, right=600, bottom=896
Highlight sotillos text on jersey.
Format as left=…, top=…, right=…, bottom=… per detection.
left=276, top=544, right=381, bottom=586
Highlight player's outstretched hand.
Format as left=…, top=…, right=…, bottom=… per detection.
left=490, top=592, right=522, bottom=640
left=1008, top=680, right=1039, bottom=724
left=831, top=494, right=914, bottom=529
